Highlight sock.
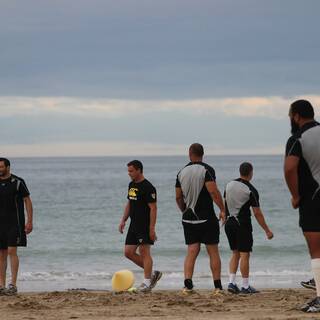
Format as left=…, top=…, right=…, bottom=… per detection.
left=184, top=278, right=193, bottom=289
left=242, top=278, right=249, bottom=289
left=143, top=278, right=151, bottom=287
left=311, top=258, right=320, bottom=297
left=214, top=279, right=222, bottom=290
left=229, top=273, right=236, bottom=285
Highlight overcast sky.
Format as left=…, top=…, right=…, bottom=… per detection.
left=1, top=0, right=319, bottom=156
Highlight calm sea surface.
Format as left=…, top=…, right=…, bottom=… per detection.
left=8, top=156, right=311, bottom=291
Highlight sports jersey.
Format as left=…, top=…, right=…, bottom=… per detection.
left=176, top=161, right=216, bottom=224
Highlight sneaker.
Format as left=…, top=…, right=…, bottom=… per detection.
left=240, top=286, right=259, bottom=294
left=228, top=283, right=240, bottom=294
left=5, top=284, right=18, bottom=296
left=301, top=297, right=320, bottom=313
left=150, top=270, right=162, bottom=289
left=0, top=287, right=6, bottom=296
left=181, top=287, right=194, bottom=295
left=137, top=282, right=151, bottom=293
left=301, top=278, right=316, bottom=290
left=212, top=288, right=224, bottom=296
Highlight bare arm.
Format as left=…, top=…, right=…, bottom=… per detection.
left=252, top=207, right=273, bottom=239
left=24, top=196, right=33, bottom=234
left=175, top=187, right=186, bottom=212
left=119, top=201, right=130, bottom=233
left=148, top=202, right=157, bottom=242
left=284, top=155, right=300, bottom=209
left=205, top=181, right=226, bottom=223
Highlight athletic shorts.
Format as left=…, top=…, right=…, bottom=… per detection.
left=0, top=224, right=26, bottom=249
left=182, top=219, right=220, bottom=245
left=125, top=224, right=154, bottom=246
left=299, top=195, right=320, bottom=232
left=225, top=217, right=253, bottom=252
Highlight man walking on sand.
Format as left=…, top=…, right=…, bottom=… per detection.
left=284, top=100, right=320, bottom=312
left=0, top=158, right=33, bottom=295
left=119, top=160, right=162, bottom=292
left=224, top=162, right=273, bottom=294
left=175, top=143, right=225, bottom=294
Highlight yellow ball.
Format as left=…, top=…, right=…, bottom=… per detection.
left=112, top=270, right=135, bottom=292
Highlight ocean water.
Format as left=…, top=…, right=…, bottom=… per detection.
left=8, top=156, right=311, bottom=291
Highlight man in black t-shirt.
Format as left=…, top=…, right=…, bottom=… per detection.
left=0, top=158, right=33, bottom=295
left=175, top=143, right=225, bottom=293
left=224, top=162, right=273, bottom=295
left=119, top=160, right=161, bottom=292
left=284, top=100, right=320, bottom=312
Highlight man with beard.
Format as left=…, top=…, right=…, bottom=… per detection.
left=284, top=100, right=320, bottom=313
left=0, top=158, right=33, bottom=295
left=119, top=160, right=162, bottom=292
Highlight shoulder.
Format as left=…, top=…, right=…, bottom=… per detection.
left=143, top=179, right=156, bottom=190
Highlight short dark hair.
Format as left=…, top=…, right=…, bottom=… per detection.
left=127, top=160, right=143, bottom=173
left=290, top=100, right=314, bottom=119
left=189, top=143, right=204, bottom=157
left=239, top=162, right=253, bottom=177
left=0, top=158, right=10, bottom=167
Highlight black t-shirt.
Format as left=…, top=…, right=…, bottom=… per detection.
left=285, top=121, right=320, bottom=201
left=176, top=161, right=216, bottom=222
left=0, top=174, right=30, bottom=226
left=127, top=179, right=157, bottom=231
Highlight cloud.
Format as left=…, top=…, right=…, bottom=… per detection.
left=0, top=141, right=283, bottom=157
left=1, top=95, right=320, bottom=120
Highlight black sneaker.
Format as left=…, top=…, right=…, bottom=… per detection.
left=5, top=284, right=18, bottom=296
left=301, top=297, right=320, bottom=313
left=150, top=270, right=162, bottom=289
left=301, top=278, right=316, bottom=290
left=228, top=283, right=240, bottom=294
left=240, top=286, right=259, bottom=294
left=0, top=287, right=6, bottom=296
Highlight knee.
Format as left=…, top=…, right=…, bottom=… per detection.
left=240, top=252, right=250, bottom=260
left=188, top=247, right=200, bottom=258
left=7, top=248, right=17, bottom=257
left=124, top=248, right=133, bottom=259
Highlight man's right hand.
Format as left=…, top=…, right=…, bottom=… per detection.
left=266, top=230, right=274, bottom=240
left=118, top=220, right=126, bottom=234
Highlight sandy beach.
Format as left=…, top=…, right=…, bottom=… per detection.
left=1, top=289, right=320, bottom=320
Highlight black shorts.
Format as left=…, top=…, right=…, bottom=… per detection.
left=299, top=195, right=320, bottom=232
left=0, top=224, right=26, bottom=250
left=225, top=217, right=253, bottom=252
left=125, top=224, right=154, bottom=246
left=182, top=219, right=220, bottom=245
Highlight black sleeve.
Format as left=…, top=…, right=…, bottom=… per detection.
left=145, top=185, right=157, bottom=203
left=205, top=166, right=216, bottom=182
left=18, top=179, right=30, bottom=198
left=175, top=174, right=181, bottom=188
left=127, top=183, right=131, bottom=200
left=250, top=188, right=260, bottom=208
left=285, top=136, right=302, bottom=158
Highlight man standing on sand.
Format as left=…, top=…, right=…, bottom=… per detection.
left=175, top=143, right=225, bottom=293
left=119, top=160, right=162, bottom=292
left=284, top=100, right=320, bottom=313
left=224, top=162, right=273, bottom=294
left=0, top=158, right=33, bottom=295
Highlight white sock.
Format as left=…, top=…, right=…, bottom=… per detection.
left=242, top=278, right=249, bottom=289
left=143, top=278, right=151, bottom=287
left=229, top=273, right=236, bottom=284
left=311, top=258, right=320, bottom=297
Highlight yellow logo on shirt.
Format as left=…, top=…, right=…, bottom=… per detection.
left=128, top=188, right=138, bottom=200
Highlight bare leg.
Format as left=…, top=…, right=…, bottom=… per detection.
left=304, top=232, right=320, bottom=259
left=139, top=245, right=153, bottom=279
left=206, top=244, right=221, bottom=281
left=239, top=252, right=250, bottom=279
left=184, top=243, right=200, bottom=279
left=8, top=247, right=19, bottom=286
left=229, top=250, right=240, bottom=275
left=0, top=249, right=8, bottom=287
left=124, top=245, right=144, bottom=268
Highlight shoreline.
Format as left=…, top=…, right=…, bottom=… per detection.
left=1, top=289, right=319, bottom=320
